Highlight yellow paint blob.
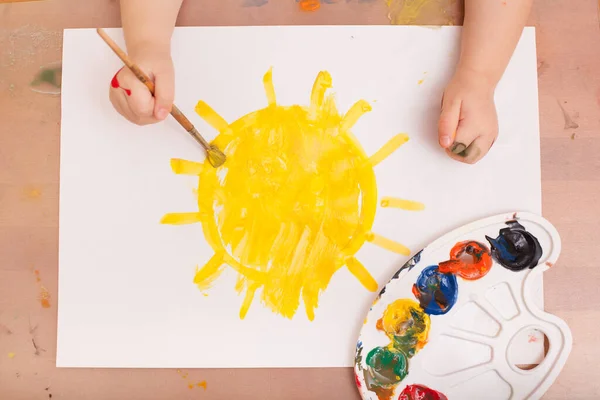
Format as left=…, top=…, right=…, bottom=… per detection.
left=8, top=352, right=15, bottom=359
left=162, top=69, right=420, bottom=320
left=378, top=299, right=430, bottom=352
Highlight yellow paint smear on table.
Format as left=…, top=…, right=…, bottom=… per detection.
left=162, top=69, right=422, bottom=320
left=8, top=352, right=15, bottom=359
left=385, top=0, right=457, bottom=25
left=25, top=188, right=42, bottom=199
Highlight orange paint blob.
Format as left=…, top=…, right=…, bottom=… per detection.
left=34, top=270, right=51, bottom=308
left=300, top=0, right=320, bottom=11
left=438, top=241, right=492, bottom=280
left=188, top=383, right=194, bottom=389
left=197, top=381, right=207, bottom=389
left=40, top=286, right=51, bottom=308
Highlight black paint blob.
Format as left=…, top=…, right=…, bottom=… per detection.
left=485, top=221, right=543, bottom=271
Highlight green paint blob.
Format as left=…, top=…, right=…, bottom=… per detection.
left=365, top=346, right=408, bottom=386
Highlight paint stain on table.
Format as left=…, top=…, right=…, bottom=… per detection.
left=22, top=187, right=42, bottom=200
left=537, top=60, right=549, bottom=76
left=242, top=0, right=268, bottom=6
left=34, top=270, right=51, bottom=308
left=8, top=352, right=16, bottom=359
left=299, top=0, right=321, bottom=11
left=31, top=62, right=62, bottom=95
left=557, top=100, right=579, bottom=129
left=176, top=369, right=207, bottom=391
left=385, top=0, right=459, bottom=25
left=0, top=324, right=13, bottom=335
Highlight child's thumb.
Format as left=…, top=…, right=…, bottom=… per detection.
left=153, top=67, right=175, bottom=121
left=438, top=97, right=461, bottom=148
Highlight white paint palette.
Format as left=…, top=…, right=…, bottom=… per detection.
left=354, top=212, right=572, bottom=400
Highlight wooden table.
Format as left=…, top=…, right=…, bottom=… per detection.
left=1, top=0, right=599, bottom=398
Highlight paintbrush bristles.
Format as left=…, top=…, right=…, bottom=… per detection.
left=207, top=146, right=227, bottom=168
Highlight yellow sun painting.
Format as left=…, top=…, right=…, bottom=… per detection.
left=161, top=69, right=424, bottom=321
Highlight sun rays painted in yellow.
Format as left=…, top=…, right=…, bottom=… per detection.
left=161, top=69, right=424, bottom=321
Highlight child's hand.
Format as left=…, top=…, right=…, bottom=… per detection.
left=438, top=69, right=498, bottom=164
left=109, top=48, right=175, bottom=126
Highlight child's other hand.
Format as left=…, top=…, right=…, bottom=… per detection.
left=437, top=69, right=498, bottom=164
left=109, top=47, right=174, bottom=126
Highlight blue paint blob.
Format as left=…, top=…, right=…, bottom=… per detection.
left=412, top=265, right=458, bottom=315
left=487, top=235, right=517, bottom=262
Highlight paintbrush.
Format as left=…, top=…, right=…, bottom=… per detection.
left=96, top=28, right=226, bottom=168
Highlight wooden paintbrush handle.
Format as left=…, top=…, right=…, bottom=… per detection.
left=96, top=28, right=196, bottom=134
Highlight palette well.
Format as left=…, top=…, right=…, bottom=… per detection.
left=355, top=212, right=572, bottom=400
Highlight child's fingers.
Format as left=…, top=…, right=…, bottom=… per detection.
left=152, top=63, right=175, bottom=120
left=446, top=117, right=482, bottom=158
left=118, top=70, right=156, bottom=120
left=110, top=81, right=156, bottom=126
left=110, top=66, right=160, bottom=122
left=438, top=97, right=461, bottom=148
left=109, top=81, right=135, bottom=120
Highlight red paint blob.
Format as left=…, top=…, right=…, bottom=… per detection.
left=354, top=372, right=361, bottom=389
left=111, top=67, right=131, bottom=96
left=438, top=240, right=492, bottom=280
left=398, top=384, right=448, bottom=400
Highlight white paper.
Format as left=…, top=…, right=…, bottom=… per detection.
left=58, top=26, right=542, bottom=368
